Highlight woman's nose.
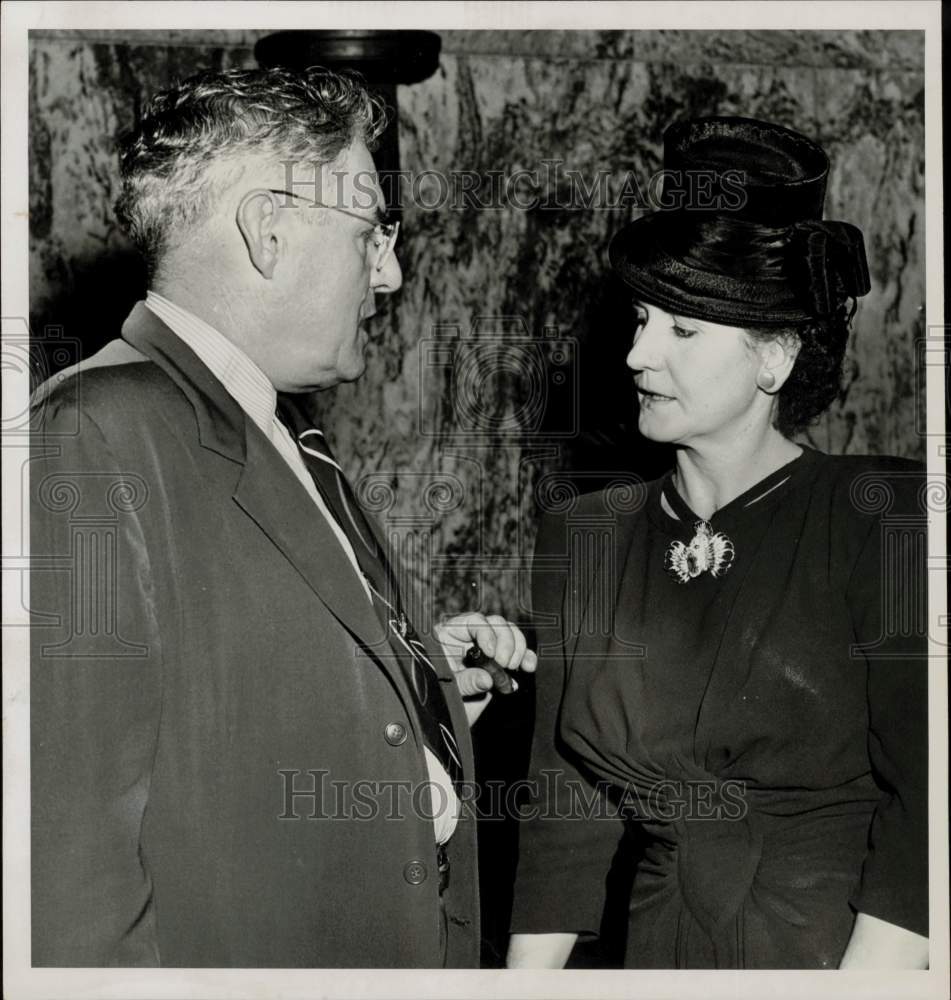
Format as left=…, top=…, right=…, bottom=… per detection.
left=625, top=321, right=661, bottom=371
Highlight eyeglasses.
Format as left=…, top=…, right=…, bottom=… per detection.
left=267, top=189, right=400, bottom=272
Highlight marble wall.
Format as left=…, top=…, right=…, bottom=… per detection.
left=29, top=30, right=926, bottom=625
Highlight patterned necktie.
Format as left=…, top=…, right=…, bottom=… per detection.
left=275, top=396, right=464, bottom=785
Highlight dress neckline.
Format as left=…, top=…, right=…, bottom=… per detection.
left=648, top=445, right=820, bottom=537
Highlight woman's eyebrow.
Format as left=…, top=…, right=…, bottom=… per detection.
left=670, top=314, right=702, bottom=327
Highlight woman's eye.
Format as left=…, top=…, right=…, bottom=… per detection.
left=672, top=324, right=697, bottom=339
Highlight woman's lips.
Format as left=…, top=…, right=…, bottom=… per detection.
left=637, top=387, right=675, bottom=402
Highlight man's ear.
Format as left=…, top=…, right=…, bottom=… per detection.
left=236, top=190, right=282, bottom=279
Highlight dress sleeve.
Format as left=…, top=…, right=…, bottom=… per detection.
left=846, top=465, right=929, bottom=937
left=509, top=509, right=627, bottom=936
left=30, top=397, right=163, bottom=965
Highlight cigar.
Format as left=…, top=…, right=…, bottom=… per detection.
left=462, top=644, right=518, bottom=694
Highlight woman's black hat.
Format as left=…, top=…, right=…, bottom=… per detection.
left=609, top=116, right=871, bottom=327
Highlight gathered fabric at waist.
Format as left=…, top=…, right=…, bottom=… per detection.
left=616, top=774, right=879, bottom=968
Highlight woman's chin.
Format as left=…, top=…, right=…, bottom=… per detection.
left=637, top=414, right=681, bottom=443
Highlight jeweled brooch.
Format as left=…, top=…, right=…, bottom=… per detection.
left=664, top=520, right=735, bottom=583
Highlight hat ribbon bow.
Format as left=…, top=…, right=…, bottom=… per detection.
left=791, top=219, right=871, bottom=319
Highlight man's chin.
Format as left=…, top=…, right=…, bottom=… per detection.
left=336, top=350, right=368, bottom=384
left=283, top=362, right=365, bottom=393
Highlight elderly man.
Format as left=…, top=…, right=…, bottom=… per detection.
left=30, top=67, right=533, bottom=969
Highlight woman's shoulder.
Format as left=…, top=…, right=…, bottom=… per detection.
left=808, top=450, right=928, bottom=523
left=815, top=451, right=924, bottom=474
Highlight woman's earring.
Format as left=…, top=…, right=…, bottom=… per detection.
left=757, top=370, right=777, bottom=392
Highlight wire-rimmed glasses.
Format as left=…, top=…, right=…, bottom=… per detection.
left=267, top=189, right=399, bottom=272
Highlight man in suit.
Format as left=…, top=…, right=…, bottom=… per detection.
left=30, top=66, right=533, bottom=968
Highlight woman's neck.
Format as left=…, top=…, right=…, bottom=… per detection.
left=671, top=428, right=802, bottom=520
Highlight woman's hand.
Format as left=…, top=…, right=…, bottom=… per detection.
left=838, top=913, right=928, bottom=968
left=435, top=612, right=537, bottom=726
left=506, top=932, right=578, bottom=968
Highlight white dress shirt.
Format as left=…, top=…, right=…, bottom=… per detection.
left=145, top=292, right=459, bottom=843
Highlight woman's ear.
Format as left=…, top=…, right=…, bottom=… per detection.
left=758, top=331, right=801, bottom=393
left=236, top=190, right=282, bottom=279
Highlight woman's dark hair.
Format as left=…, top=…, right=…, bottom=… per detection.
left=745, top=299, right=853, bottom=438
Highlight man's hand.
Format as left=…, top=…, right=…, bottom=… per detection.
left=435, top=612, right=537, bottom=726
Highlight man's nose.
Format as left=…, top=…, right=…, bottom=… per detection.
left=371, top=251, right=403, bottom=294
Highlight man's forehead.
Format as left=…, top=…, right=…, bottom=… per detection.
left=233, top=140, right=386, bottom=216
left=322, top=141, right=384, bottom=214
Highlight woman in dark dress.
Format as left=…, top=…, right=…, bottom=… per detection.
left=506, top=117, right=929, bottom=969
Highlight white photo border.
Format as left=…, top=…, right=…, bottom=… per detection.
left=2, top=3, right=946, bottom=999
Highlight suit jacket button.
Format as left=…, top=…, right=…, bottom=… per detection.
left=403, top=860, right=428, bottom=885
left=384, top=722, right=407, bottom=746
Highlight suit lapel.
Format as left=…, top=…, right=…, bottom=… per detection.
left=232, top=427, right=388, bottom=646
left=121, top=302, right=386, bottom=646
left=122, top=302, right=474, bottom=775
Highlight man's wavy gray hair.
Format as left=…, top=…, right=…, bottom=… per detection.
left=116, top=66, right=387, bottom=279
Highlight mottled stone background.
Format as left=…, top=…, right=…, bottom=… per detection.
left=27, top=28, right=926, bottom=966
left=29, top=28, right=926, bottom=622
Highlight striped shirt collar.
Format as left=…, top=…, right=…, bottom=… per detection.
left=144, top=290, right=276, bottom=438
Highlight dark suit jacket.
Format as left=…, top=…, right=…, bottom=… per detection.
left=30, top=303, right=479, bottom=968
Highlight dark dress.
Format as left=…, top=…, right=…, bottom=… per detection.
left=510, top=448, right=928, bottom=968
